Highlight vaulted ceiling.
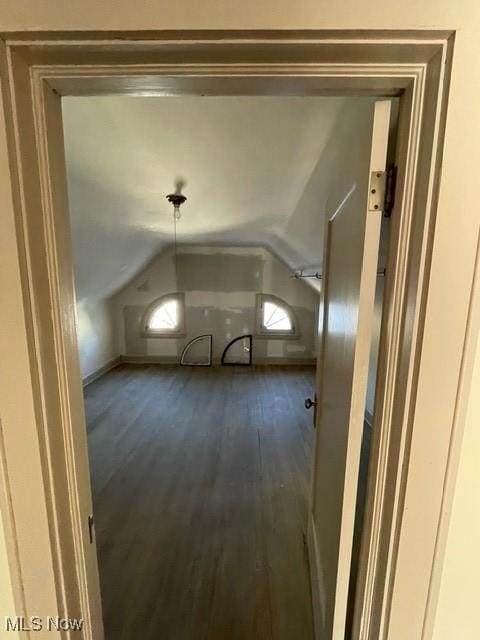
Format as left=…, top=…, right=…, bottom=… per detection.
left=62, top=95, right=373, bottom=302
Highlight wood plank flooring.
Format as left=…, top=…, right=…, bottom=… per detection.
left=83, top=364, right=316, bottom=640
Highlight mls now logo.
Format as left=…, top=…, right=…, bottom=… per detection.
left=4, top=616, right=84, bottom=632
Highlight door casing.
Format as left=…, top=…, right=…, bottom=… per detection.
left=0, top=31, right=456, bottom=640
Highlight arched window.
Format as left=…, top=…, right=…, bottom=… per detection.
left=143, top=293, right=185, bottom=337
left=256, top=294, right=299, bottom=337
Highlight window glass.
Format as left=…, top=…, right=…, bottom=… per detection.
left=181, top=335, right=212, bottom=366
left=262, top=301, right=292, bottom=331
left=148, top=299, right=178, bottom=330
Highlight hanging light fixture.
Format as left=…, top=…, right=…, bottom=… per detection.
left=166, top=192, right=187, bottom=289
left=166, top=193, right=187, bottom=219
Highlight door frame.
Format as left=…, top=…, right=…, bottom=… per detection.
left=0, top=31, right=458, bottom=640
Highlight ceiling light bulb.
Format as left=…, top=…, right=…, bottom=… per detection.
left=166, top=193, right=187, bottom=219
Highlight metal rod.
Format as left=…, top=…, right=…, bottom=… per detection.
left=291, top=268, right=386, bottom=280
left=290, top=271, right=322, bottom=280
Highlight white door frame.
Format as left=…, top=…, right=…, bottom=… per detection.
left=0, top=31, right=459, bottom=640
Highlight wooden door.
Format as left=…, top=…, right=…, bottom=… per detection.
left=308, top=101, right=391, bottom=640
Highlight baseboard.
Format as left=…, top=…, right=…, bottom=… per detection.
left=253, top=357, right=317, bottom=366
left=82, top=356, right=121, bottom=387
left=120, top=355, right=179, bottom=365
left=120, top=354, right=316, bottom=366
left=307, top=514, right=322, bottom=640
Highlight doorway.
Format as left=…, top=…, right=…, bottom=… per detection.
left=62, top=93, right=396, bottom=639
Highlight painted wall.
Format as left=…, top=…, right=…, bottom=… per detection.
left=74, top=297, right=117, bottom=379
left=67, top=156, right=120, bottom=380
left=432, top=278, right=480, bottom=640
left=63, top=97, right=380, bottom=378
left=114, top=245, right=319, bottom=363
left=0, top=515, right=18, bottom=638
left=63, top=97, right=380, bottom=377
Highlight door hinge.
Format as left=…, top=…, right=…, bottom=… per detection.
left=368, top=164, right=397, bottom=216
left=88, top=514, right=94, bottom=544
left=384, top=164, right=397, bottom=217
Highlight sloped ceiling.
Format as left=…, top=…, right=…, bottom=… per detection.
left=62, top=95, right=368, bottom=302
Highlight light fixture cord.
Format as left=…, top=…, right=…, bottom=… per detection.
left=173, top=208, right=179, bottom=289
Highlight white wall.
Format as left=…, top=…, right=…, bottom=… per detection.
left=114, top=245, right=319, bottom=363
left=75, top=297, right=117, bottom=380
left=432, top=292, right=480, bottom=639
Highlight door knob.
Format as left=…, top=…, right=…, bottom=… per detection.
left=305, top=397, right=317, bottom=410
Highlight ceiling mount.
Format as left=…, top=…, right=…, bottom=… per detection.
left=166, top=193, right=187, bottom=207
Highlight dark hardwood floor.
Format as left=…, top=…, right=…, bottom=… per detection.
left=83, top=364, right=316, bottom=640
